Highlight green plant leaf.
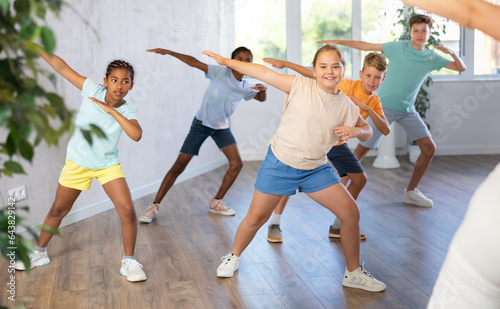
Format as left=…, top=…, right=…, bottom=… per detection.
left=4, top=160, right=25, bottom=174
left=19, top=139, right=34, bottom=161
left=0, top=103, right=12, bottom=126
left=0, top=0, right=8, bottom=15
left=41, top=26, right=56, bottom=54
left=39, top=225, right=60, bottom=236
left=89, top=123, right=107, bottom=140
left=5, top=133, right=16, bottom=156
left=19, top=92, right=36, bottom=110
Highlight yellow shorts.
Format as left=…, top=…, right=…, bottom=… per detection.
left=58, top=159, right=125, bottom=191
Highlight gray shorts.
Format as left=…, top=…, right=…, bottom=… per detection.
left=359, top=108, right=431, bottom=149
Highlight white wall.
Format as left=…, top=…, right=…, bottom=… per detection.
left=1, top=0, right=235, bottom=229
left=232, top=78, right=500, bottom=161
left=3, top=0, right=500, bottom=232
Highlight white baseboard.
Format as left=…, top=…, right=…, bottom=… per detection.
left=435, top=145, right=500, bottom=156
left=17, top=157, right=228, bottom=238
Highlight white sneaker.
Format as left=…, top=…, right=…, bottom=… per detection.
left=217, top=253, right=240, bottom=278
left=403, top=188, right=433, bottom=207
left=120, top=258, right=147, bottom=282
left=139, top=203, right=160, bottom=223
left=209, top=196, right=235, bottom=216
left=14, top=250, right=50, bottom=270
left=342, top=264, right=386, bottom=292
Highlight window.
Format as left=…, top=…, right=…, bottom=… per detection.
left=429, top=14, right=460, bottom=76
left=473, top=0, right=500, bottom=75
left=234, top=0, right=500, bottom=79
left=301, top=0, right=352, bottom=75
left=234, top=0, right=286, bottom=65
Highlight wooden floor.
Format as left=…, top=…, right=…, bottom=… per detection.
left=1, top=154, right=499, bottom=309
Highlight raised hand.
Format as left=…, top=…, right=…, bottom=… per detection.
left=348, top=95, right=370, bottom=112
left=263, top=58, right=286, bottom=69
left=251, top=84, right=267, bottom=92
left=146, top=48, right=171, bottom=55
left=434, top=45, right=454, bottom=55
left=202, top=50, right=227, bottom=66
left=88, top=97, right=113, bottom=113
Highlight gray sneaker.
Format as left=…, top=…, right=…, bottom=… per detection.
left=328, top=225, right=366, bottom=240
left=267, top=224, right=283, bottom=243
left=342, top=264, right=386, bottom=292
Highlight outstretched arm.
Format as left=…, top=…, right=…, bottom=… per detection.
left=263, top=58, right=314, bottom=79
left=316, top=40, right=383, bottom=52
left=202, top=50, right=295, bottom=94
left=334, top=115, right=373, bottom=142
left=88, top=97, right=143, bottom=142
left=435, top=46, right=467, bottom=72
left=402, top=0, right=500, bottom=41
left=348, top=95, right=390, bottom=136
left=147, top=48, right=208, bottom=73
left=27, top=42, right=86, bottom=90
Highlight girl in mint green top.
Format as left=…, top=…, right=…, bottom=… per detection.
left=18, top=42, right=147, bottom=283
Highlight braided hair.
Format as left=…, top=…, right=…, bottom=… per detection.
left=105, top=60, right=135, bottom=82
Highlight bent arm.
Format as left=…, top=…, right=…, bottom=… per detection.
left=444, top=51, right=467, bottom=72
left=30, top=42, right=86, bottom=90
left=354, top=116, right=373, bottom=142
left=316, top=40, right=383, bottom=52
left=147, top=48, right=208, bottom=73
left=203, top=51, right=295, bottom=93
left=88, top=97, right=143, bottom=141
left=116, top=118, right=142, bottom=142
left=402, top=0, right=500, bottom=41
left=368, top=110, right=390, bottom=136
left=252, top=84, right=267, bottom=102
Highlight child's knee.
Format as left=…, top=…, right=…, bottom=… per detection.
left=245, top=213, right=268, bottom=227
left=118, top=204, right=137, bottom=222
left=350, top=173, right=367, bottom=188
left=339, top=204, right=360, bottom=223
left=48, top=203, right=71, bottom=218
left=229, top=160, right=243, bottom=172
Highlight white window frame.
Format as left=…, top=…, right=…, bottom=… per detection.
left=283, top=0, right=499, bottom=81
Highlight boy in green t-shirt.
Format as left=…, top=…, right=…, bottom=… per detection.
left=318, top=14, right=466, bottom=208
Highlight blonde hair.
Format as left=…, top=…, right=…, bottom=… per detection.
left=362, top=52, right=387, bottom=73
left=312, top=44, right=346, bottom=68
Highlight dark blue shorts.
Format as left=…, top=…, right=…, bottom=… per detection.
left=327, top=143, right=364, bottom=177
left=254, top=148, right=340, bottom=195
left=180, top=118, right=237, bottom=156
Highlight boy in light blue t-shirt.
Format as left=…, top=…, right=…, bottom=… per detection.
left=319, top=14, right=466, bottom=208
left=140, top=47, right=267, bottom=223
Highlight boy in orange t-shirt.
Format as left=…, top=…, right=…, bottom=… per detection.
left=263, top=52, right=390, bottom=241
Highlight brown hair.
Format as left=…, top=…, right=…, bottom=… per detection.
left=409, top=14, right=433, bottom=30
left=312, top=44, right=346, bottom=68
left=362, top=52, right=387, bottom=72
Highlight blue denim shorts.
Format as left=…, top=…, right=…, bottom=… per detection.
left=180, top=118, right=237, bottom=156
left=254, top=148, right=340, bottom=195
left=327, top=143, right=364, bottom=177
